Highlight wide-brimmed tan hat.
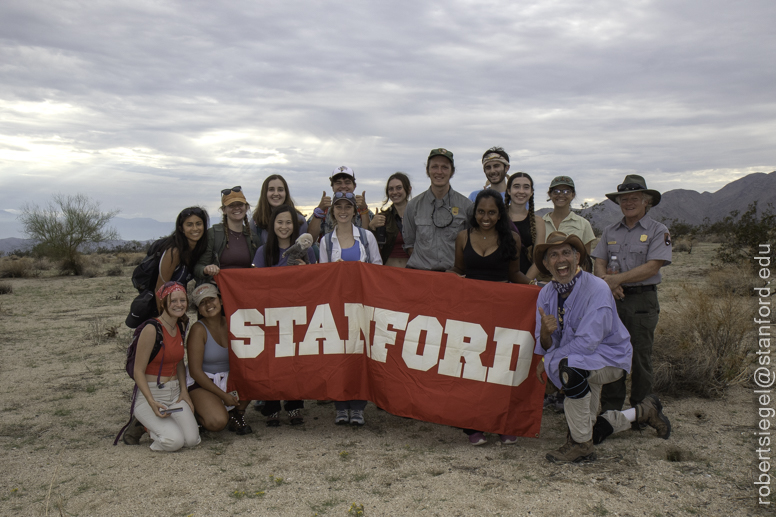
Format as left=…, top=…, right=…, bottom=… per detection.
left=533, top=231, right=588, bottom=276
left=605, top=174, right=661, bottom=206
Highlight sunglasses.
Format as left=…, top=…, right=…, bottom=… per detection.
left=551, top=189, right=572, bottom=195
left=333, top=192, right=356, bottom=200
left=617, top=183, right=644, bottom=192
left=221, top=186, right=242, bottom=196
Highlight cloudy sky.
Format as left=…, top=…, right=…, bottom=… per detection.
left=1, top=0, right=774, bottom=239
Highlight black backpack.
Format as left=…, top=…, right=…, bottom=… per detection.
left=114, top=319, right=186, bottom=445
left=125, top=239, right=168, bottom=328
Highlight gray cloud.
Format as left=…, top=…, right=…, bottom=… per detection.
left=0, top=0, right=774, bottom=238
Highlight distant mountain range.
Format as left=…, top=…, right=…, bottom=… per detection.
left=537, top=170, right=776, bottom=233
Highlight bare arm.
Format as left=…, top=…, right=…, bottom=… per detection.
left=185, top=322, right=237, bottom=406
left=448, top=230, right=467, bottom=276
left=134, top=325, right=167, bottom=418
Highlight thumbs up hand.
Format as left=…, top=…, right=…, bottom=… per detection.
left=318, top=191, right=331, bottom=210
left=538, top=307, right=558, bottom=335
left=355, top=190, right=367, bottom=211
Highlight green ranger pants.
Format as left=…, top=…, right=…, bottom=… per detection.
left=600, top=289, right=660, bottom=412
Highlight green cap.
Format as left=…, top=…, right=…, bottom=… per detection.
left=549, top=176, right=575, bottom=189
left=428, top=148, right=454, bottom=167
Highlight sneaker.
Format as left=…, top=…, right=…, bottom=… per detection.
left=546, top=435, right=596, bottom=463
left=265, top=411, right=281, bottom=427
left=228, top=409, right=253, bottom=435
left=253, top=400, right=265, bottom=411
left=499, top=434, right=517, bottom=444
left=122, top=417, right=146, bottom=445
left=335, top=409, right=350, bottom=425
left=468, top=432, right=487, bottom=446
left=635, top=394, right=671, bottom=439
left=288, top=408, right=304, bottom=425
left=350, top=409, right=365, bottom=426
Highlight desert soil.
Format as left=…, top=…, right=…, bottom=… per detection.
left=0, top=243, right=772, bottom=516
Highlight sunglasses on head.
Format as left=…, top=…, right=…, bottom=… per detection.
left=333, top=192, right=355, bottom=200
left=617, top=183, right=644, bottom=192
left=221, top=186, right=242, bottom=196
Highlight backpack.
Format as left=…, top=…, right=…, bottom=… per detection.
left=113, top=319, right=186, bottom=445
left=325, top=227, right=371, bottom=263
left=125, top=238, right=168, bottom=328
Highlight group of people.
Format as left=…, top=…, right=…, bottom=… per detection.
left=121, top=146, right=673, bottom=463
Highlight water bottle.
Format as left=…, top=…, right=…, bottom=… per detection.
left=607, top=254, right=620, bottom=275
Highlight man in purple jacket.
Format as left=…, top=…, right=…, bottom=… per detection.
left=534, top=232, right=671, bottom=463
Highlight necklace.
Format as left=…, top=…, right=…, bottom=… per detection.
left=159, top=315, right=176, bottom=333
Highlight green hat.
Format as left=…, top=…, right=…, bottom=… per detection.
left=605, top=174, right=661, bottom=206
left=549, top=176, right=575, bottom=190
left=428, top=148, right=454, bottom=167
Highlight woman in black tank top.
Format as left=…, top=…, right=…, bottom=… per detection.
left=506, top=172, right=545, bottom=279
left=448, top=190, right=530, bottom=284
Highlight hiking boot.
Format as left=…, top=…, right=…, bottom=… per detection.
left=468, top=432, right=487, bottom=446
left=335, top=409, right=350, bottom=425
left=288, top=408, right=304, bottom=425
left=636, top=394, right=671, bottom=439
left=499, top=434, right=517, bottom=445
left=546, top=435, right=596, bottom=463
left=228, top=409, right=253, bottom=435
left=350, top=409, right=365, bottom=426
left=265, top=412, right=281, bottom=427
left=122, top=417, right=146, bottom=445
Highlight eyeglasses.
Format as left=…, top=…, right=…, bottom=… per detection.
left=551, top=189, right=572, bottom=195
left=221, top=186, right=242, bottom=196
left=617, top=183, right=644, bottom=192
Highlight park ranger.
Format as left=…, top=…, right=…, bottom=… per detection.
left=592, top=175, right=672, bottom=415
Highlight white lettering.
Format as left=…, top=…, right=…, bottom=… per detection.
left=438, top=320, right=488, bottom=381
left=486, top=328, right=536, bottom=386
left=343, top=303, right=374, bottom=355
left=371, top=309, right=410, bottom=363
left=229, top=308, right=265, bottom=359
left=299, top=303, right=344, bottom=355
left=265, top=306, right=307, bottom=357
left=402, top=316, right=443, bottom=372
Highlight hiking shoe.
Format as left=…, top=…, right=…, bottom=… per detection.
left=636, top=394, right=671, bottom=439
left=228, top=409, right=253, bottom=435
left=499, top=434, right=517, bottom=445
left=288, top=408, right=304, bottom=425
left=468, top=432, right=487, bottom=446
left=335, top=409, right=350, bottom=425
left=546, top=436, right=596, bottom=463
left=350, top=409, right=365, bottom=426
left=122, top=417, right=146, bottom=445
left=253, top=400, right=265, bottom=411
left=265, top=412, right=281, bottom=427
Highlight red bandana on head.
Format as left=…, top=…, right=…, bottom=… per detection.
left=156, top=281, right=186, bottom=301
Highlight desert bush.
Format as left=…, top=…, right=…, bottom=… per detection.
left=705, top=264, right=760, bottom=297
left=0, top=257, right=40, bottom=278
left=81, top=267, right=99, bottom=278
left=32, top=256, right=54, bottom=270
left=709, top=202, right=776, bottom=267
left=106, top=264, right=124, bottom=277
left=117, top=252, right=145, bottom=266
left=654, top=283, right=752, bottom=398
left=0, top=282, right=12, bottom=295
left=672, top=236, right=694, bottom=253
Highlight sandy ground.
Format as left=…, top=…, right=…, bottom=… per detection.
left=0, top=244, right=772, bottom=516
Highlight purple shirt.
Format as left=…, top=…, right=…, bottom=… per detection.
left=253, top=245, right=316, bottom=268
left=533, top=271, right=632, bottom=388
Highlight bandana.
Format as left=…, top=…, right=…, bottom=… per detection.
left=482, top=153, right=510, bottom=167
left=156, top=281, right=186, bottom=301
left=551, top=267, right=583, bottom=296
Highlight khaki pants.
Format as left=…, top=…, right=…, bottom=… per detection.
left=134, top=380, right=201, bottom=452
left=565, top=366, right=633, bottom=443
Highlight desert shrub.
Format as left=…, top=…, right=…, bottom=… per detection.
left=106, top=264, right=124, bottom=277
left=0, top=257, right=40, bottom=278
left=672, top=236, right=694, bottom=253
left=33, top=257, right=54, bottom=270
left=710, top=202, right=776, bottom=268
left=81, top=267, right=99, bottom=278
left=654, top=283, right=752, bottom=398
left=0, top=282, right=12, bottom=295
left=704, top=264, right=760, bottom=297
left=117, top=252, right=145, bottom=266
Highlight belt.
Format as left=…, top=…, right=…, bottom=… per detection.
left=622, top=285, right=657, bottom=295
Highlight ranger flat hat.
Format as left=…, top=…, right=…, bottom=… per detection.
left=605, top=174, right=661, bottom=206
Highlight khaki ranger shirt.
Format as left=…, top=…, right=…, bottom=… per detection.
left=403, top=187, right=472, bottom=271
left=591, top=215, right=672, bottom=286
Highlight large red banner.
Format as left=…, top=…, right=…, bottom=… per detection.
left=217, top=262, right=544, bottom=437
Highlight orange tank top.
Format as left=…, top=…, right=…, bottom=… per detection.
left=144, top=321, right=184, bottom=377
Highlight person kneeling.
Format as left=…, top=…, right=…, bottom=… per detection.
left=533, top=232, right=671, bottom=463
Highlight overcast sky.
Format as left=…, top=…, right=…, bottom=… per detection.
left=1, top=0, right=774, bottom=238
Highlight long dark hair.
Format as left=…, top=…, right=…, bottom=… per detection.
left=469, top=190, right=518, bottom=262
left=159, top=206, right=210, bottom=270
left=252, top=175, right=301, bottom=231
left=263, top=204, right=300, bottom=267
left=380, top=172, right=412, bottom=209
left=506, top=172, right=536, bottom=250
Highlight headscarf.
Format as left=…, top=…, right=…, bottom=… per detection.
left=156, top=281, right=186, bottom=301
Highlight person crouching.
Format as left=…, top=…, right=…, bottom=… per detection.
left=533, top=232, right=671, bottom=463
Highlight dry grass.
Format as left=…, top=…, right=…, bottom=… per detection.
left=0, top=282, right=12, bottom=295
left=654, top=278, right=753, bottom=398
left=0, top=257, right=40, bottom=278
